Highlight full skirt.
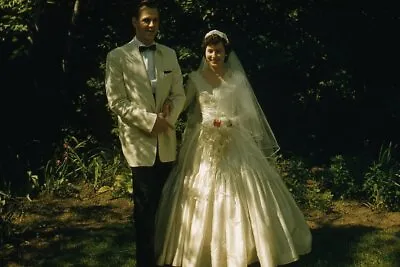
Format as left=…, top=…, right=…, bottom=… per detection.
left=155, top=125, right=312, bottom=267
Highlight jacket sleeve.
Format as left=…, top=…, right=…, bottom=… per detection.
left=105, top=49, right=157, bottom=133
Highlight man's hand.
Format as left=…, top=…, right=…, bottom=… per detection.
left=151, top=114, right=173, bottom=135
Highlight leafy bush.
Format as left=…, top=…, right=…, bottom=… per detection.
left=0, top=190, right=24, bottom=248
left=363, top=142, right=400, bottom=211
left=318, top=155, right=359, bottom=200
left=0, top=0, right=35, bottom=58
left=273, top=154, right=333, bottom=212
left=43, top=135, right=131, bottom=198
left=43, top=136, right=90, bottom=197
left=0, top=190, right=11, bottom=247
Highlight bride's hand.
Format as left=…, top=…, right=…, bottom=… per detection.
left=161, top=100, right=172, bottom=118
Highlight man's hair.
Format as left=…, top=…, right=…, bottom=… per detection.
left=202, top=34, right=232, bottom=62
left=132, top=0, right=159, bottom=18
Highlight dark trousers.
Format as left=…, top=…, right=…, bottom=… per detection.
left=131, top=156, right=172, bottom=267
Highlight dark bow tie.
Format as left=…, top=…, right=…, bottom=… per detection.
left=139, top=44, right=156, bottom=52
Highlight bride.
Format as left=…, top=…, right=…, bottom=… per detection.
left=155, top=29, right=312, bottom=267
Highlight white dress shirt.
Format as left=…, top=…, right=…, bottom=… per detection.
left=133, top=36, right=157, bottom=93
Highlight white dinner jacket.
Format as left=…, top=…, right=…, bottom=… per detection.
left=105, top=39, right=185, bottom=167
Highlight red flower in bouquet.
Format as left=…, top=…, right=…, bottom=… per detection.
left=213, top=119, right=222, bottom=127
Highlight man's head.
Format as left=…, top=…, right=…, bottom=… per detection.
left=132, top=0, right=159, bottom=46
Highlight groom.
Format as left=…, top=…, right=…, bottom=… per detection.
left=105, top=0, right=185, bottom=266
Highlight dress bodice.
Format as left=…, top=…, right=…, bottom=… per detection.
left=184, top=69, right=279, bottom=157
left=190, top=71, right=238, bottom=127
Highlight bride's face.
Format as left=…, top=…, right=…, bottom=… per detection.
left=205, top=42, right=226, bottom=69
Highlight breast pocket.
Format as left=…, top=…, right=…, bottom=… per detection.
left=159, top=69, right=173, bottom=85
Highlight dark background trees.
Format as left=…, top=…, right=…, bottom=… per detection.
left=1, top=0, right=399, bottom=194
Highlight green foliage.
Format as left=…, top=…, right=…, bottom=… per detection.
left=273, top=147, right=400, bottom=212
left=0, top=190, right=11, bottom=247
left=43, top=135, right=131, bottom=198
left=0, top=0, right=32, bottom=36
left=43, top=136, right=89, bottom=197
left=363, top=142, right=400, bottom=211
left=273, top=154, right=308, bottom=203
left=0, top=0, right=35, bottom=59
left=273, top=154, right=333, bottom=212
left=304, top=178, right=334, bottom=213
left=322, top=155, right=359, bottom=200
left=89, top=149, right=132, bottom=198
left=0, top=190, right=24, bottom=248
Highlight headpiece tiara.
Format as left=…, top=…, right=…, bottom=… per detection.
left=204, top=30, right=229, bottom=43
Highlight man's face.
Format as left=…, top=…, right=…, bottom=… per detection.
left=132, top=6, right=159, bottom=45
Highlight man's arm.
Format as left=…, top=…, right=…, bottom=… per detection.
left=105, top=49, right=157, bottom=133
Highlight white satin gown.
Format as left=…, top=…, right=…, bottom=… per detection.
left=155, top=70, right=312, bottom=267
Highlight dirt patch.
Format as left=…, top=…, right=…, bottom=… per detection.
left=15, top=190, right=133, bottom=228
left=306, top=200, right=400, bottom=230
left=7, top=192, right=400, bottom=238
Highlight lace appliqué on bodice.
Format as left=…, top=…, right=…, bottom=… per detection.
left=190, top=72, right=240, bottom=159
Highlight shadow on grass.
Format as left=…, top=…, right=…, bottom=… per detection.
left=4, top=223, right=136, bottom=267
left=2, top=203, right=136, bottom=267
left=9, top=225, right=397, bottom=267
left=287, top=225, right=400, bottom=267
left=46, top=224, right=134, bottom=266
left=19, top=201, right=130, bottom=224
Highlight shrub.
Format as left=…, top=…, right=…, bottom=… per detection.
left=319, top=155, right=359, bottom=200
left=43, top=135, right=131, bottom=198
left=273, top=154, right=333, bottom=212
left=363, top=142, right=400, bottom=211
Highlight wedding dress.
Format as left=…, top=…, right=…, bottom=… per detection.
left=155, top=64, right=312, bottom=267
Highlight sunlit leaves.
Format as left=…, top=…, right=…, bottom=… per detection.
left=0, top=0, right=34, bottom=58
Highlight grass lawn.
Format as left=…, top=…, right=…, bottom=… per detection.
left=1, top=187, right=399, bottom=267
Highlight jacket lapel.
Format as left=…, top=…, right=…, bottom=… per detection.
left=125, top=42, right=148, bottom=78
left=124, top=42, right=156, bottom=109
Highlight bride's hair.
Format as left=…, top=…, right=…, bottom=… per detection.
left=202, top=34, right=232, bottom=62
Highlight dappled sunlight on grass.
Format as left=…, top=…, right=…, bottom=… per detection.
left=285, top=201, right=400, bottom=267
left=351, top=228, right=400, bottom=267
left=2, top=192, right=136, bottom=267
left=2, top=195, right=399, bottom=267
left=287, top=226, right=399, bottom=267
left=285, top=210, right=400, bottom=267
left=3, top=222, right=137, bottom=267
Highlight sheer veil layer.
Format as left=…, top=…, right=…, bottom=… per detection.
left=198, top=50, right=280, bottom=157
